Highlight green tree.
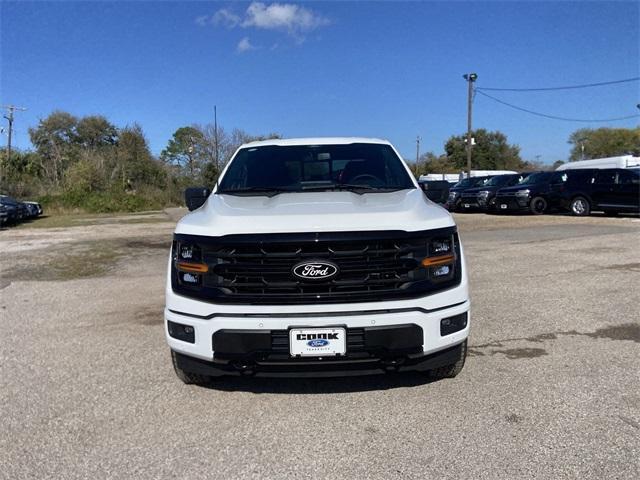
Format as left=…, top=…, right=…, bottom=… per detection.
left=160, top=126, right=207, bottom=179
left=76, top=115, right=118, bottom=149
left=568, top=127, right=640, bottom=161
left=444, top=129, right=525, bottom=171
left=28, top=111, right=79, bottom=186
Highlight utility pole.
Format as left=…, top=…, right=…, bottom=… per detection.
left=213, top=105, right=219, bottom=171
left=415, top=135, right=421, bottom=164
left=463, top=73, right=477, bottom=178
left=1, top=105, right=27, bottom=186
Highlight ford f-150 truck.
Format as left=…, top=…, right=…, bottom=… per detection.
left=165, top=138, right=470, bottom=384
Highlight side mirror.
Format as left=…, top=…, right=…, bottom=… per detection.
left=185, top=187, right=211, bottom=211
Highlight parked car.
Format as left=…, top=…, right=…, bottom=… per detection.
left=560, top=168, right=640, bottom=216
left=166, top=137, right=470, bottom=384
left=0, top=195, right=20, bottom=223
left=458, top=173, right=529, bottom=212
left=23, top=201, right=43, bottom=216
left=418, top=179, right=450, bottom=204
left=446, top=176, right=493, bottom=211
left=494, top=171, right=567, bottom=214
left=24, top=202, right=39, bottom=218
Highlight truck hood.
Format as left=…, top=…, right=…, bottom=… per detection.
left=175, top=189, right=455, bottom=236
left=463, top=186, right=498, bottom=194
left=497, top=184, right=540, bottom=194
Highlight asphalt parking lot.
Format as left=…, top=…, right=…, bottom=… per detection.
left=1, top=211, right=639, bottom=479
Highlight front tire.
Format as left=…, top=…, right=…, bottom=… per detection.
left=428, top=340, right=467, bottom=380
left=570, top=196, right=590, bottom=216
left=530, top=197, right=547, bottom=215
left=171, top=351, right=213, bottom=386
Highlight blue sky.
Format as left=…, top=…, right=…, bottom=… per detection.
left=1, top=1, right=638, bottom=163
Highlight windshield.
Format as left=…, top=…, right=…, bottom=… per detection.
left=518, top=172, right=552, bottom=185
left=484, top=175, right=515, bottom=187
left=453, top=177, right=489, bottom=188
left=217, top=143, right=415, bottom=195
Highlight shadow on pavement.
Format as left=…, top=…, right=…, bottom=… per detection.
left=202, top=371, right=438, bottom=394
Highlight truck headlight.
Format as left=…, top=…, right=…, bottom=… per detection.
left=478, top=190, right=490, bottom=198
left=516, top=189, right=531, bottom=197
left=173, top=241, right=207, bottom=286
left=421, top=237, right=456, bottom=281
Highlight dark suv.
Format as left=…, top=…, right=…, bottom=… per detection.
left=458, top=173, right=528, bottom=212
left=494, top=171, right=567, bottom=214
left=561, top=168, right=640, bottom=216
left=446, top=176, right=492, bottom=212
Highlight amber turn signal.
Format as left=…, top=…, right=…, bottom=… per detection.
left=176, top=262, right=209, bottom=273
left=421, top=254, right=455, bottom=268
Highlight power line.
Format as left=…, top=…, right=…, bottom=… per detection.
left=475, top=90, right=640, bottom=123
left=476, top=76, right=640, bottom=92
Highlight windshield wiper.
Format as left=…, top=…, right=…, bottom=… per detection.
left=301, top=184, right=408, bottom=194
left=216, top=187, right=295, bottom=198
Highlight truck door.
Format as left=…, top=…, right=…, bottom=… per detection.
left=613, top=169, right=640, bottom=211
left=591, top=169, right=617, bottom=209
left=547, top=172, right=567, bottom=207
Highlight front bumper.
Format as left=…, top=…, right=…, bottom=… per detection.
left=172, top=340, right=466, bottom=378
left=495, top=196, right=529, bottom=212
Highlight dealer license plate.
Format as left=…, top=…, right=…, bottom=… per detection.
left=289, top=328, right=346, bottom=357
left=500, top=204, right=508, bottom=209
left=464, top=203, right=470, bottom=208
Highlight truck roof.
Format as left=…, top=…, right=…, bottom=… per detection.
left=240, top=137, right=391, bottom=148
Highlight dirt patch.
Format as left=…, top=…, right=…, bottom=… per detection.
left=585, top=324, right=640, bottom=343
left=605, top=263, right=640, bottom=272
left=505, top=413, right=524, bottom=424
left=124, top=239, right=170, bottom=250
left=492, top=347, right=548, bottom=360
left=525, top=333, right=557, bottom=343
left=136, top=309, right=164, bottom=326
left=3, top=236, right=170, bottom=281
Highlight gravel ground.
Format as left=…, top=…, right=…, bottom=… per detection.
left=1, top=211, right=639, bottom=479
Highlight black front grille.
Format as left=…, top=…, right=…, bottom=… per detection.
left=172, top=228, right=461, bottom=305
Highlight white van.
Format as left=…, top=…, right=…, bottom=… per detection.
left=420, top=170, right=517, bottom=183
left=556, top=155, right=640, bottom=171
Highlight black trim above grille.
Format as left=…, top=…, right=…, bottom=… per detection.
left=168, top=300, right=469, bottom=320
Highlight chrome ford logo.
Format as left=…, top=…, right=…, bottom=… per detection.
left=307, top=339, right=329, bottom=347
left=292, top=260, right=339, bottom=281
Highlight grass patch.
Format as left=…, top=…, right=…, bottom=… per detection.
left=12, top=211, right=170, bottom=230
left=3, top=236, right=171, bottom=281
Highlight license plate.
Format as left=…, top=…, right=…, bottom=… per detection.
left=500, top=204, right=507, bottom=209
left=289, top=327, right=346, bottom=357
left=464, top=203, right=470, bottom=208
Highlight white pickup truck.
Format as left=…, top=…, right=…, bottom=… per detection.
left=165, top=137, right=470, bottom=384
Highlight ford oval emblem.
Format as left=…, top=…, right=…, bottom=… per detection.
left=292, top=260, right=339, bottom=281
left=307, top=339, right=329, bottom=347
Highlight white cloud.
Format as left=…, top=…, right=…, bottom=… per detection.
left=197, top=2, right=330, bottom=41
left=236, top=37, right=257, bottom=53
left=195, top=15, right=210, bottom=27
left=213, top=8, right=242, bottom=28
left=242, top=2, right=330, bottom=34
